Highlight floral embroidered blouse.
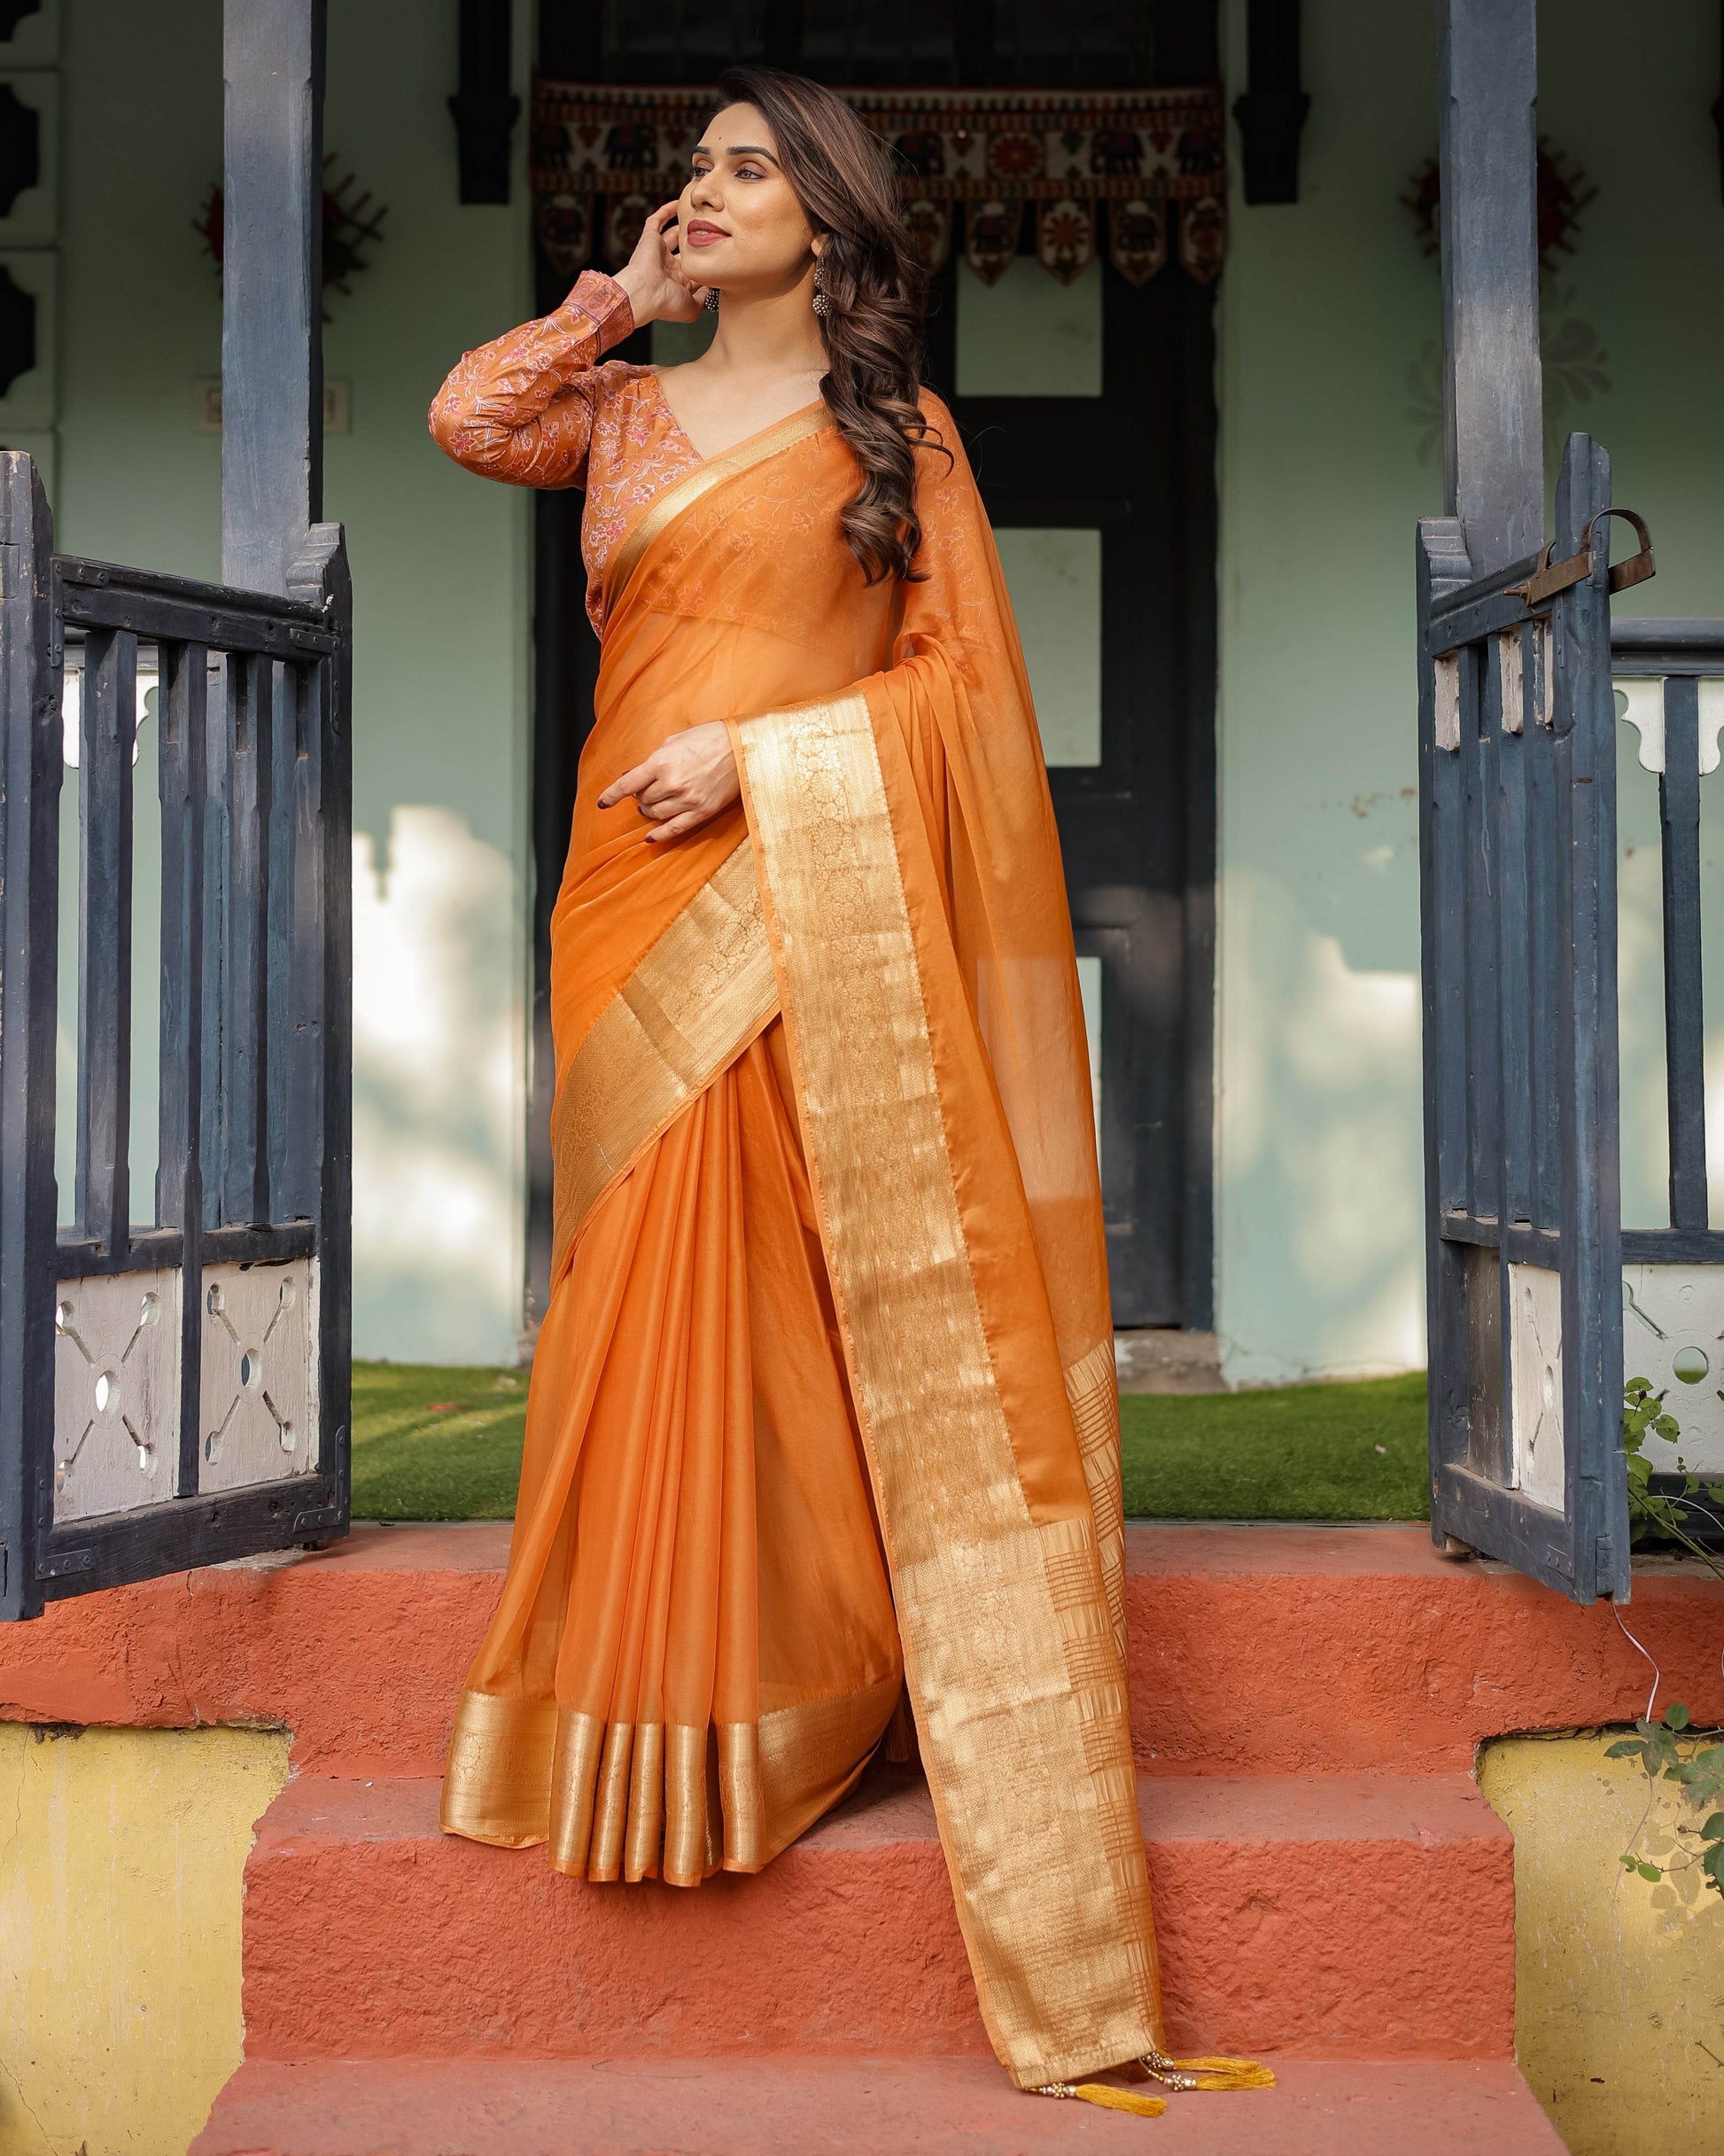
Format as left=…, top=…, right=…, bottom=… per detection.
left=427, top=270, right=703, bottom=635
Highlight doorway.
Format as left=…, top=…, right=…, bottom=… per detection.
left=528, top=1, right=1218, bottom=1334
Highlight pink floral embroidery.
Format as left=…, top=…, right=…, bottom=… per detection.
left=428, top=269, right=703, bottom=634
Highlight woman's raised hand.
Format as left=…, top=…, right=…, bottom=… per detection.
left=597, top=722, right=741, bottom=844
left=612, top=201, right=711, bottom=329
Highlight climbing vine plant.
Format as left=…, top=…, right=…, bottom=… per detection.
left=1611, top=1379, right=1724, bottom=1900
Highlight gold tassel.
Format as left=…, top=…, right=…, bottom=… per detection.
left=1037, top=2082, right=1167, bottom=2117
left=1139, top=2050, right=1277, bottom=2093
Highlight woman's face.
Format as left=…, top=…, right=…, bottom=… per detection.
left=678, top=103, right=820, bottom=294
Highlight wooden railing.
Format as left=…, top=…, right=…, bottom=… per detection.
left=1610, top=619, right=1724, bottom=1264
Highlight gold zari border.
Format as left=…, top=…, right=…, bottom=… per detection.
left=603, top=401, right=834, bottom=618
left=438, top=1690, right=558, bottom=1848
left=732, top=690, right=1160, bottom=2089
left=549, top=838, right=779, bottom=1278
left=440, top=1674, right=897, bottom=1886
left=1066, top=1337, right=1127, bottom=1664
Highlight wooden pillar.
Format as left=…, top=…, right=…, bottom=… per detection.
left=1437, top=0, right=1543, bottom=577
left=221, top=0, right=326, bottom=596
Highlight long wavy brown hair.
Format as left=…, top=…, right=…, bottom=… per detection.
left=715, top=66, right=945, bottom=585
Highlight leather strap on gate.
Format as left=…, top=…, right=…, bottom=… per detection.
left=1510, top=508, right=1655, bottom=609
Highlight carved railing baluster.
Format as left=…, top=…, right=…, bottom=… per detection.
left=74, top=627, right=137, bottom=1253
left=1657, top=677, right=1708, bottom=1231
left=158, top=637, right=208, bottom=1496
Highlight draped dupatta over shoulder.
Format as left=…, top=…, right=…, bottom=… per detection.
left=440, top=370, right=1174, bottom=2092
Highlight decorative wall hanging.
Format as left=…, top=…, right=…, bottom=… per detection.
left=195, top=154, right=388, bottom=319
left=532, top=81, right=1227, bottom=289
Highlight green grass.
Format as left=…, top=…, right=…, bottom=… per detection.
left=1119, top=1370, right=1429, bottom=1520
left=353, top=1359, right=1432, bottom=1523
left=350, top=1361, right=528, bottom=1520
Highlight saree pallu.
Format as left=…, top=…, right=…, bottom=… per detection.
left=441, top=396, right=1158, bottom=2090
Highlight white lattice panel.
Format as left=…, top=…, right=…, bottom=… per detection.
left=53, top=1269, right=182, bottom=1521
left=198, top=1258, right=318, bottom=1492
left=1621, top=1265, right=1724, bottom=1475
left=1509, top=1262, right=1565, bottom=1510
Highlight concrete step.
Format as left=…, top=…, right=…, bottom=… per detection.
left=4, top=1522, right=1718, bottom=1779
left=240, top=1765, right=1513, bottom=2063
left=190, top=2056, right=1568, bottom=2155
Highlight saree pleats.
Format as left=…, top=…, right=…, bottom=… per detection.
left=442, top=1025, right=902, bottom=1885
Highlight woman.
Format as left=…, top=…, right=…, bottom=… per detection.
left=428, top=65, right=1266, bottom=2119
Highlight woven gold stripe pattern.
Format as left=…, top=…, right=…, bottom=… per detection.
left=733, top=689, right=1160, bottom=2088
left=1065, top=1337, right=1127, bottom=1663
left=439, top=1676, right=898, bottom=1885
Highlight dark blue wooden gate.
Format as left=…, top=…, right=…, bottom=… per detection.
left=1419, top=0, right=1724, bottom=1601
left=1418, top=434, right=1637, bottom=1602
left=0, top=1, right=348, bottom=1621
left=0, top=453, right=352, bottom=1618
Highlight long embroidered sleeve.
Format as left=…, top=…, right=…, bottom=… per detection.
left=427, top=269, right=636, bottom=490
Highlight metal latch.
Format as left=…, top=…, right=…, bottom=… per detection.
left=1510, top=509, right=1655, bottom=608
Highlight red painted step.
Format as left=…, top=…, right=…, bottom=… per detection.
left=239, top=1764, right=1513, bottom=2063
left=1122, top=1523, right=1724, bottom=1772
left=191, top=2055, right=1568, bottom=2155
left=3, top=1523, right=1717, bottom=1779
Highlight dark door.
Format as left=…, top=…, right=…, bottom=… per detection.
left=920, top=245, right=1215, bottom=1327
left=530, top=0, right=1217, bottom=1333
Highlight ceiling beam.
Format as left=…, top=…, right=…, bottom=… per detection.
left=450, top=0, right=520, bottom=205
left=1233, top=0, right=1309, bottom=205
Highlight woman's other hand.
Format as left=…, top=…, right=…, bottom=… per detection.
left=612, top=202, right=711, bottom=328
left=597, top=722, right=741, bottom=843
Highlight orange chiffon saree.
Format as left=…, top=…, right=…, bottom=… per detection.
left=439, top=367, right=1171, bottom=2090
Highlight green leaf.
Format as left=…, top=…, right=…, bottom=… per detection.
left=1637, top=1861, right=1663, bottom=1882
left=1705, top=1845, right=1724, bottom=1881
left=1667, top=1703, right=1691, bottom=1731
left=1605, top=1740, right=1646, bottom=1759
left=1697, top=1814, right=1724, bottom=1841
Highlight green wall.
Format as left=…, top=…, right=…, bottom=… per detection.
left=1214, top=0, right=1724, bottom=1381
left=52, top=0, right=535, bottom=1365
left=37, top=0, right=1724, bottom=1379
